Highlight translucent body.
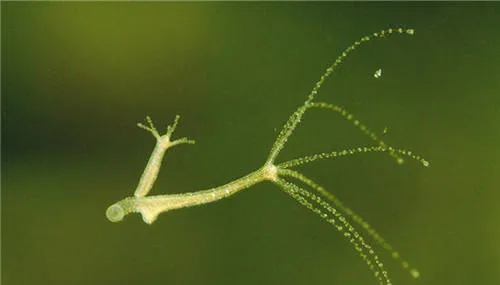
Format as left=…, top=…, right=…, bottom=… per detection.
left=106, top=27, right=428, bottom=285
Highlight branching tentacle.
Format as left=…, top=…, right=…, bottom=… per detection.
left=274, top=177, right=391, bottom=285
left=267, top=28, right=415, bottom=165
left=133, top=115, right=195, bottom=198
left=278, top=168, right=421, bottom=279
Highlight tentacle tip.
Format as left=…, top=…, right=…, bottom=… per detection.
left=410, top=269, right=420, bottom=279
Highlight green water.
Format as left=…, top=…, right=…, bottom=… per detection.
left=3, top=3, right=499, bottom=285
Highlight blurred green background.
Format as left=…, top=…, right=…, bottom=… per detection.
left=2, top=2, right=499, bottom=285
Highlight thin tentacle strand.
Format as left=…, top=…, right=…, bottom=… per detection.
left=278, top=168, right=421, bottom=279
left=274, top=177, right=392, bottom=285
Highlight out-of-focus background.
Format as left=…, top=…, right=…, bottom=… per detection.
left=2, top=2, right=499, bottom=285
